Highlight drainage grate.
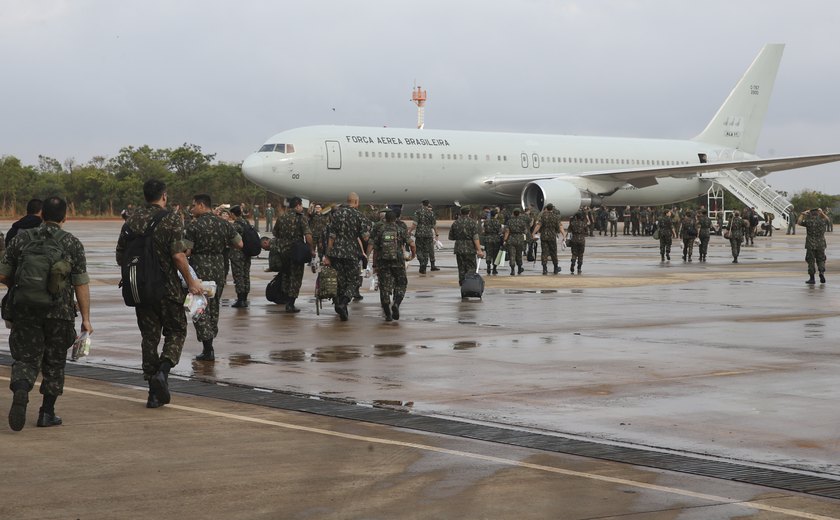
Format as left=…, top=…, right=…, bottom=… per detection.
left=2, top=353, right=839, bottom=501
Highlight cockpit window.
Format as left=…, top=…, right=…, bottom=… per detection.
left=258, top=143, right=295, bottom=153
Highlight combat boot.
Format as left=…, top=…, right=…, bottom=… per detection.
left=37, top=408, right=62, bottom=427
left=231, top=294, right=246, bottom=308
left=820, top=272, right=826, bottom=284
left=335, top=298, right=349, bottom=321
left=510, top=265, right=515, bottom=276
left=195, top=340, right=215, bottom=361
left=666, top=253, right=671, bottom=261
left=806, top=274, right=816, bottom=284
left=430, top=261, right=440, bottom=272
left=149, top=370, right=171, bottom=405
left=487, top=264, right=492, bottom=275
left=391, top=296, right=402, bottom=320
left=419, top=265, right=427, bottom=274
left=570, top=260, right=575, bottom=272
left=382, top=304, right=393, bottom=322
left=146, top=390, right=163, bottom=409
left=661, top=254, right=665, bottom=262
left=518, top=264, right=524, bottom=275
left=492, top=266, right=498, bottom=275
left=8, top=387, right=29, bottom=432
left=553, top=262, right=560, bottom=274
left=285, top=298, right=301, bottom=313
left=542, top=263, right=548, bottom=275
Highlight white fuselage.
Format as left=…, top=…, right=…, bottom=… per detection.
left=242, top=125, right=727, bottom=207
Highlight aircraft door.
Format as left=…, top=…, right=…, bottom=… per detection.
left=326, top=140, right=341, bottom=169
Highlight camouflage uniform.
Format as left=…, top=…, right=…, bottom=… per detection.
left=117, top=205, right=192, bottom=378
left=482, top=216, right=502, bottom=275
left=326, top=206, right=369, bottom=319
left=230, top=216, right=252, bottom=300
left=727, top=216, right=745, bottom=262
left=1, top=223, right=89, bottom=397
left=631, top=207, right=641, bottom=236
left=413, top=206, right=437, bottom=272
left=309, top=212, right=328, bottom=259
left=567, top=216, right=587, bottom=273
left=536, top=209, right=563, bottom=273
left=787, top=210, right=798, bottom=235
left=505, top=212, right=530, bottom=274
left=370, top=219, right=411, bottom=318
left=252, top=206, right=261, bottom=231
left=186, top=212, right=241, bottom=342
left=273, top=210, right=312, bottom=299
left=680, top=216, right=697, bottom=261
left=448, top=215, right=481, bottom=285
left=697, top=214, right=713, bottom=261
left=265, top=204, right=276, bottom=233
left=658, top=216, right=674, bottom=261
left=799, top=212, right=828, bottom=281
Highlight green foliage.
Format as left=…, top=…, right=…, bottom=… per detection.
left=790, top=190, right=840, bottom=214
left=0, top=143, right=273, bottom=217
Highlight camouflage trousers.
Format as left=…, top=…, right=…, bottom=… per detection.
left=377, top=260, right=407, bottom=306
left=135, top=298, right=187, bottom=379
left=805, top=248, right=827, bottom=275
left=265, top=218, right=273, bottom=233
left=699, top=235, right=710, bottom=257
left=506, top=239, right=524, bottom=267
left=416, top=235, right=434, bottom=268
left=729, top=237, right=742, bottom=260
left=278, top=253, right=305, bottom=298
left=484, top=239, right=500, bottom=269
left=659, top=237, right=672, bottom=257
left=194, top=279, right=225, bottom=342
left=540, top=238, right=558, bottom=265
left=455, top=253, right=477, bottom=285
left=331, top=257, right=359, bottom=304
left=9, top=314, right=75, bottom=396
left=230, top=250, right=252, bottom=296
left=682, top=238, right=694, bottom=258
left=570, top=242, right=585, bottom=264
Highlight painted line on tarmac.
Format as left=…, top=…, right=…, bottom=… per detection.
left=2, top=376, right=832, bottom=520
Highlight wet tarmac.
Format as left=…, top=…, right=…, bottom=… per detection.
left=2, top=219, right=839, bottom=479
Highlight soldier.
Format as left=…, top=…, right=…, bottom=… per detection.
left=726, top=210, right=746, bottom=263
left=786, top=208, right=798, bottom=235
left=448, top=206, right=484, bottom=286
left=622, top=205, right=631, bottom=235
left=252, top=204, right=261, bottom=230
left=631, top=206, right=641, bottom=236
left=1, top=196, right=93, bottom=431
left=680, top=210, right=698, bottom=262
left=265, top=202, right=276, bottom=233
left=323, top=193, right=369, bottom=321
left=567, top=211, right=587, bottom=274
left=503, top=207, right=530, bottom=276
left=229, top=206, right=253, bottom=308
left=411, top=200, right=439, bottom=274
left=117, top=180, right=201, bottom=408
left=368, top=208, right=415, bottom=321
left=482, top=209, right=502, bottom=275
left=607, top=207, right=618, bottom=237
left=797, top=208, right=829, bottom=284
left=657, top=209, right=676, bottom=262
left=272, top=197, right=315, bottom=312
left=697, top=209, right=713, bottom=262
left=825, top=207, right=833, bottom=232
left=309, top=203, right=328, bottom=260
left=187, top=194, right=243, bottom=361
left=531, top=203, right=566, bottom=274
left=5, top=198, right=43, bottom=247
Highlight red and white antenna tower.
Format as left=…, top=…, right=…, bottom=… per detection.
left=411, top=85, right=427, bottom=129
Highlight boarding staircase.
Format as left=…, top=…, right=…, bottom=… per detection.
left=711, top=169, right=792, bottom=229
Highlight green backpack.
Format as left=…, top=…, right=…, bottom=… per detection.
left=13, top=227, right=71, bottom=308
left=379, top=223, right=401, bottom=261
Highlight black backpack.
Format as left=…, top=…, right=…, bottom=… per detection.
left=119, top=211, right=169, bottom=307
left=241, top=222, right=262, bottom=257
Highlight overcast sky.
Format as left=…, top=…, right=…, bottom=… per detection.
left=2, top=0, right=839, bottom=195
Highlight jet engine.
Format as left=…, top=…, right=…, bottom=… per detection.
left=521, top=179, right=600, bottom=216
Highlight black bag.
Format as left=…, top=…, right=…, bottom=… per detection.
left=291, top=215, right=311, bottom=265
left=241, top=223, right=262, bottom=257
left=119, top=211, right=168, bottom=307
left=686, top=225, right=698, bottom=238
left=265, top=272, right=289, bottom=304
left=460, top=259, right=485, bottom=298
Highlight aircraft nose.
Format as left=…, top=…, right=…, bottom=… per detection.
left=241, top=153, right=265, bottom=184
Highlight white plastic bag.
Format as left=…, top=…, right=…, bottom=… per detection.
left=434, top=239, right=443, bottom=250
left=184, top=293, right=208, bottom=321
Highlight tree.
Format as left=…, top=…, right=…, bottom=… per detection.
left=790, top=190, right=840, bottom=213
left=168, top=143, right=215, bottom=180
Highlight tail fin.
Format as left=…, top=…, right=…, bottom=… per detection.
left=692, top=44, right=784, bottom=154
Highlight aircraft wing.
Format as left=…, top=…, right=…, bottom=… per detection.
left=483, top=152, right=840, bottom=192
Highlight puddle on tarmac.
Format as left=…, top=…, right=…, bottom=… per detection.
left=228, top=353, right=272, bottom=367
left=372, top=399, right=414, bottom=408
left=312, top=346, right=362, bottom=362
left=374, top=344, right=407, bottom=357
left=453, top=340, right=479, bottom=350
left=269, top=349, right=307, bottom=362
left=804, top=322, right=825, bottom=339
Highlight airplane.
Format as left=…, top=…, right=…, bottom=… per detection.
left=241, top=44, right=840, bottom=224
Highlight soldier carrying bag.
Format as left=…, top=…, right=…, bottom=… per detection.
left=241, top=221, right=262, bottom=257
left=11, top=227, right=71, bottom=308
left=291, top=214, right=311, bottom=265
left=119, top=210, right=169, bottom=307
